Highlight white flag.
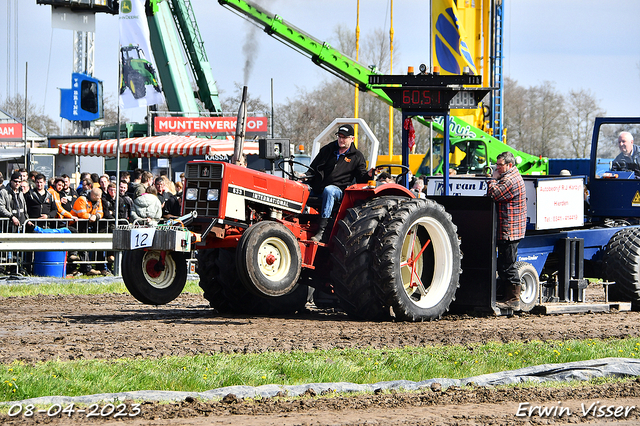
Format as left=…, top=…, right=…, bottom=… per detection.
left=119, top=0, right=165, bottom=109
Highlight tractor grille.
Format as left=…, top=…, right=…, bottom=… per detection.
left=184, top=163, right=224, bottom=218
left=186, top=163, right=223, bottom=179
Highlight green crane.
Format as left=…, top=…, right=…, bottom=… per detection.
left=148, top=0, right=223, bottom=114
left=217, top=0, right=548, bottom=175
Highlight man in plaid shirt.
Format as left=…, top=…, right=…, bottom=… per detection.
left=488, top=151, right=527, bottom=310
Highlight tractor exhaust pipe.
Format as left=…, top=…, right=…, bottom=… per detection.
left=232, top=86, right=248, bottom=166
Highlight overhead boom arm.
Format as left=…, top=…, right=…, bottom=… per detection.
left=218, top=0, right=547, bottom=175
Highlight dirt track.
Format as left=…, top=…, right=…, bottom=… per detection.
left=2, top=287, right=640, bottom=425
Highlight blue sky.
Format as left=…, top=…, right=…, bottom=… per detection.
left=1, top=0, right=639, bottom=125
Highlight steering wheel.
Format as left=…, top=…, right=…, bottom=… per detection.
left=277, top=158, right=315, bottom=181
left=374, top=164, right=412, bottom=184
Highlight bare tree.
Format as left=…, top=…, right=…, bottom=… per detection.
left=504, top=78, right=606, bottom=159
left=0, top=94, right=59, bottom=136
left=564, top=89, right=606, bottom=158
left=532, top=81, right=567, bottom=157
left=503, top=77, right=531, bottom=150
left=504, top=78, right=567, bottom=157
left=220, top=83, right=271, bottom=116
left=274, top=79, right=355, bottom=152
left=269, top=26, right=610, bottom=164
left=273, top=25, right=404, bottom=159
left=101, top=94, right=129, bottom=126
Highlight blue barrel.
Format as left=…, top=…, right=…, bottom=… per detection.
left=33, top=251, right=67, bottom=277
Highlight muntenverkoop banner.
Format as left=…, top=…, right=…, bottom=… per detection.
left=118, top=0, right=165, bottom=109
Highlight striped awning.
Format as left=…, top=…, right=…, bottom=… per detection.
left=58, top=135, right=259, bottom=157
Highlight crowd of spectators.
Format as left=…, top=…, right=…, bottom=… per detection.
left=0, top=167, right=185, bottom=277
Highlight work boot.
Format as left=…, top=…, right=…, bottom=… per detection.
left=495, top=284, right=522, bottom=311
left=311, top=218, right=329, bottom=242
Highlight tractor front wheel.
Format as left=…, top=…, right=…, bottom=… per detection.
left=236, top=221, right=302, bottom=297
left=197, top=248, right=307, bottom=315
left=121, top=250, right=187, bottom=305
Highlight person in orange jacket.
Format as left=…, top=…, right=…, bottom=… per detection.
left=71, top=187, right=108, bottom=276
left=72, top=187, right=103, bottom=222
left=48, top=177, right=77, bottom=222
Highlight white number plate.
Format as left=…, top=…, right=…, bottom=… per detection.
left=130, top=228, right=156, bottom=249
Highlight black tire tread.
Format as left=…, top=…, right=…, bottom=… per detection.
left=329, top=197, right=405, bottom=320
left=604, top=228, right=640, bottom=305
left=197, top=248, right=307, bottom=315
left=130, top=73, right=147, bottom=99
left=121, top=250, right=187, bottom=305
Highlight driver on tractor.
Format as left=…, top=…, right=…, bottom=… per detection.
left=308, top=124, right=374, bottom=242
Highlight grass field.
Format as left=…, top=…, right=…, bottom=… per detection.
left=1, top=336, right=638, bottom=401
left=0, top=282, right=637, bottom=402
left=0, top=280, right=203, bottom=298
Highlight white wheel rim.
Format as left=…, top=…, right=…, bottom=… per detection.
left=257, top=237, right=291, bottom=281
left=142, top=251, right=177, bottom=289
left=520, top=271, right=537, bottom=304
left=399, top=216, right=453, bottom=309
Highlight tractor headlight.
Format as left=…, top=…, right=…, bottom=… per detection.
left=185, top=188, right=198, bottom=201
left=207, top=189, right=219, bottom=201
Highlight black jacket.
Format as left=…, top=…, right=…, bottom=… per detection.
left=25, top=189, right=56, bottom=219
left=163, top=192, right=182, bottom=217
left=102, top=193, right=116, bottom=220
left=118, top=194, right=133, bottom=222
left=309, top=141, right=369, bottom=192
left=612, top=145, right=640, bottom=178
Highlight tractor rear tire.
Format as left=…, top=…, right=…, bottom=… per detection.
left=330, top=196, right=404, bottom=320
left=121, top=250, right=187, bottom=305
left=130, top=73, right=147, bottom=99
left=515, top=261, right=539, bottom=312
left=604, top=227, right=640, bottom=305
left=374, top=198, right=462, bottom=321
left=197, top=248, right=307, bottom=315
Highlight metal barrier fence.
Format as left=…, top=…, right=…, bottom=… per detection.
left=0, top=218, right=198, bottom=277
left=0, top=217, right=123, bottom=276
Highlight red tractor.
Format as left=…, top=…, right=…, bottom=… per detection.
left=115, top=151, right=462, bottom=322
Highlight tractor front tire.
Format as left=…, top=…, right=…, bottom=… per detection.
left=374, top=198, right=462, bottom=321
left=121, top=250, right=187, bottom=305
left=330, top=196, right=404, bottom=320
left=236, top=221, right=302, bottom=297
left=197, top=248, right=307, bottom=315
left=604, top=227, right=640, bottom=306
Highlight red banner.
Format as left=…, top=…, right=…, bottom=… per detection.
left=154, top=117, right=268, bottom=135
left=0, top=123, right=23, bottom=140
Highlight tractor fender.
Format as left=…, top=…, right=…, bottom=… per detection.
left=336, top=183, right=415, bottom=226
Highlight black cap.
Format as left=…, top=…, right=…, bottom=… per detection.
left=10, top=171, right=21, bottom=181
left=336, top=124, right=354, bottom=137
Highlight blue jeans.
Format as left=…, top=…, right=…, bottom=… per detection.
left=310, top=185, right=343, bottom=218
